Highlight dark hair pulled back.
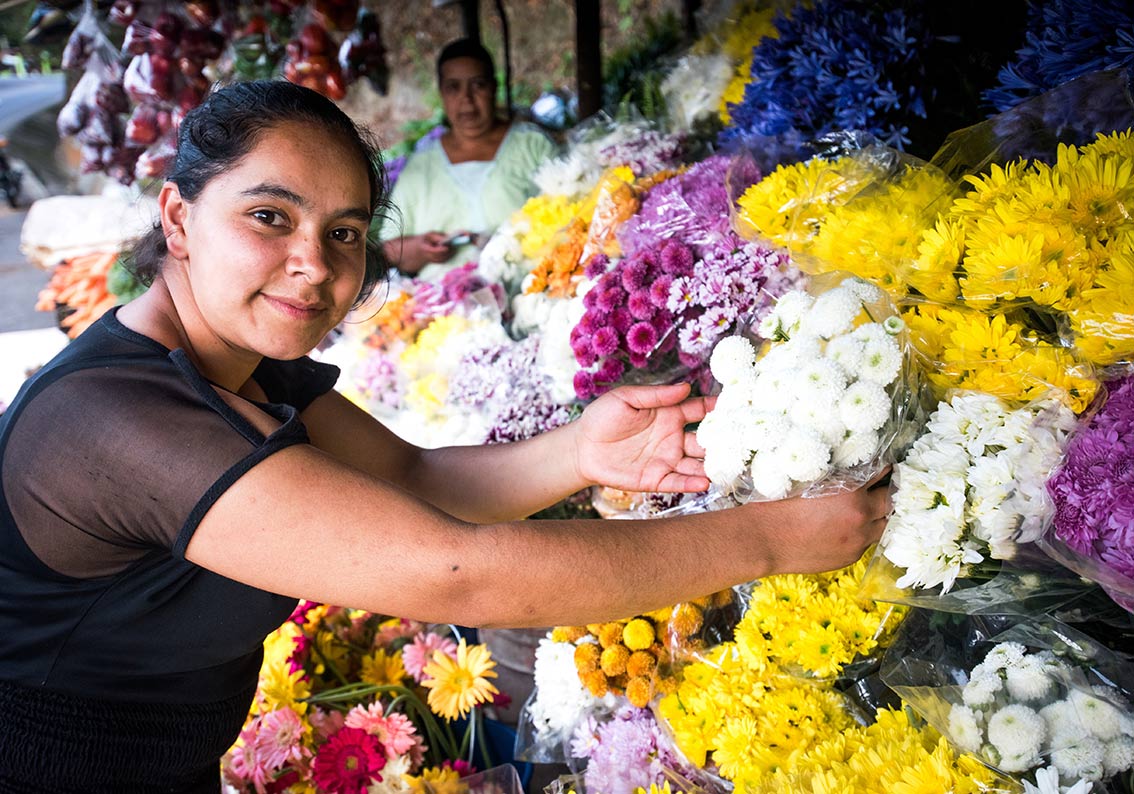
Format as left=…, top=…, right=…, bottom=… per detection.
left=436, top=38, right=496, bottom=84
left=128, top=79, right=391, bottom=307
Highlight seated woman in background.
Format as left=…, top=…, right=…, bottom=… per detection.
left=380, top=38, right=559, bottom=279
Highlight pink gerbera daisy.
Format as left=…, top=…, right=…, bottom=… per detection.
left=254, top=706, right=309, bottom=770
left=402, top=633, right=458, bottom=683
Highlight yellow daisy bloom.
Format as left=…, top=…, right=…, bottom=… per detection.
left=404, top=765, right=467, bottom=794
left=421, top=638, right=499, bottom=721
left=360, top=648, right=407, bottom=687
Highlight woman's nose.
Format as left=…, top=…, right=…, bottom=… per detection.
left=287, top=234, right=334, bottom=283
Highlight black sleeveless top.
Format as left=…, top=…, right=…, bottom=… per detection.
left=0, top=308, right=339, bottom=791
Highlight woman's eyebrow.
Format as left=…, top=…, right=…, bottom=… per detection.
left=240, top=182, right=309, bottom=208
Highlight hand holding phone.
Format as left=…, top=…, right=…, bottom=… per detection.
left=445, top=232, right=474, bottom=247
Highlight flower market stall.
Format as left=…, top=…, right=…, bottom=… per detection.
left=23, top=0, right=1134, bottom=792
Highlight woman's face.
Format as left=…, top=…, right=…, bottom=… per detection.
left=439, top=56, right=496, bottom=140
left=171, top=120, right=372, bottom=362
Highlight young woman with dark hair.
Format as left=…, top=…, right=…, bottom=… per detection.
left=0, top=79, right=891, bottom=792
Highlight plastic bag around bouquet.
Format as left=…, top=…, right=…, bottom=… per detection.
left=61, top=0, right=116, bottom=72
left=694, top=270, right=925, bottom=502
left=880, top=609, right=1134, bottom=789
left=931, top=66, right=1134, bottom=180
left=1038, top=370, right=1134, bottom=614
left=859, top=388, right=1097, bottom=613
left=731, top=132, right=957, bottom=296
left=901, top=298, right=1102, bottom=416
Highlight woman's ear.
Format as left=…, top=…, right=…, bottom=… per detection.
left=158, top=181, right=189, bottom=260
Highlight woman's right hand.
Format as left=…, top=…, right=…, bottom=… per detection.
left=387, top=232, right=452, bottom=274
left=744, top=469, right=893, bottom=575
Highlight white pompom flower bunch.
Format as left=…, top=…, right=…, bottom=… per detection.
left=880, top=392, right=1077, bottom=592
left=696, top=275, right=908, bottom=500
left=945, top=641, right=1134, bottom=786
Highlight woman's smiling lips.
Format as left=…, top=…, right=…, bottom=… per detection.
left=261, top=293, right=328, bottom=319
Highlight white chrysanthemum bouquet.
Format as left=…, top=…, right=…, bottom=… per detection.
left=696, top=273, right=916, bottom=500
left=944, top=641, right=1134, bottom=788
left=877, top=392, right=1077, bottom=593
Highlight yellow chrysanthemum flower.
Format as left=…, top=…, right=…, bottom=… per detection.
left=515, top=194, right=581, bottom=260
left=1070, top=238, right=1134, bottom=365
left=257, top=663, right=310, bottom=716
left=633, top=782, right=673, bottom=794
left=421, top=638, right=499, bottom=721
left=404, top=765, right=467, bottom=794
left=360, top=648, right=407, bottom=687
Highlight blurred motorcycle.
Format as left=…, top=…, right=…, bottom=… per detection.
left=0, top=138, right=23, bottom=208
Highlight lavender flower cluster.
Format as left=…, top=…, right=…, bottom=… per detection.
left=719, top=0, right=933, bottom=153
left=353, top=351, right=403, bottom=410
left=983, top=0, right=1134, bottom=113
left=447, top=335, right=572, bottom=444
left=617, top=154, right=738, bottom=256
left=411, top=262, right=506, bottom=321
left=596, top=128, right=687, bottom=177
left=1047, top=374, right=1134, bottom=580
left=668, top=236, right=796, bottom=362
left=570, top=705, right=697, bottom=794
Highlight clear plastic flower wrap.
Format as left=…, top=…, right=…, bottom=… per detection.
left=860, top=389, right=1093, bottom=613
left=1039, top=370, right=1134, bottom=613
left=880, top=609, right=1134, bottom=791
left=732, top=133, right=958, bottom=298
left=901, top=298, right=1101, bottom=416
left=693, top=271, right=924, bottom=503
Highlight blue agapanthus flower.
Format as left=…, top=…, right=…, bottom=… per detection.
left=719, top=0, right=933, bottom=154
left=984, top=0, right=1134, bottom=112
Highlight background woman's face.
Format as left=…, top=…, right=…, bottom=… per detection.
left=439, top=56, right=496, bottom=139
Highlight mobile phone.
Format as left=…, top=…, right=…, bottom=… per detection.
left=445, top=233, right=473, bottom=247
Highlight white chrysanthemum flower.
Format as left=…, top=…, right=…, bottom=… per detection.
left=741, top=411, right=793, bottom=454
left=839, top=380, right=891, bottom=433
left=761, top=290, right=814, bottom=339
left=844, top=277, right=883, bottom=304
left=1051, top=737, right=1107, bottom=781
left=947, top=703, right=985, bottom=753
left=985, top=642, right=1029, bottom=671
left=964, top=671, right=1006, bottom=708
left=703, top=440, right=752, bottom=491
left=833, top=429, right=879, bottom=467
left=825, top=334, right=865, bottom=377
left=883, top=315, right=905, bottom=335
left=796, top=357, right=848, bottom=403
left=661, top=52, right=733, bottom=130
left=1103, top=735, right=1134, bottom=777
left=773, top=428, right=832, bottom=483
left=798, top=286, right=861, bottom=340
left=1069, top=689, right=1127, bottom=742
left=1006, top=655, right=1057, bottom=702
left=988, top=704, right=1046, bottom=772
left=749, top=451, right=794, bottom=500
left=857, top=331, right=903, bottom=385
left=902, top=436, right=971, bottom=476
left=752, top=370, right=796, bottom=415
left=710, top=335, right=758, bottom=385
left=714, top=384, right=755, bottom=417
left=1022, top=766, right=1095, bottom=794
left=1042, top=699, right=1090, bottom=748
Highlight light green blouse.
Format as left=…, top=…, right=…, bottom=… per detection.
left=382, top=121, right=559, bottom=278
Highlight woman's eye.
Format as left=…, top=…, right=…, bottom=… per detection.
left=330, top=227, right=360, bottom=244
left=252, top=209, right=285, bottom=226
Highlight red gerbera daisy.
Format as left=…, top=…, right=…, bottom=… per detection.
left=311, top=727, right=386, bottom=794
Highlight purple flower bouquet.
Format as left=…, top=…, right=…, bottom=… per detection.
left=1042, top=373, right=1134, bottom=611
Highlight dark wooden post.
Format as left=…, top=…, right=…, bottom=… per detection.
left=459, top=0, right=480, bottom=42
left=576, top=0, right=601, bottom=120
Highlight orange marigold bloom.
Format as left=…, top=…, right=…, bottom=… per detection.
left=625, top=676, right=654, bottom=708
left=600, top=644, right=630, bottom=677
left=581, top=669, right=609, bottom=697
left=574, top=642, right=601, bottom=674
left=626, top=650, right=657, bottom=679
left=668, top=603, right=704, bottom=639
left=598, top=622, right=626, bottom=648
left=552, top=626, right=589, bottom=643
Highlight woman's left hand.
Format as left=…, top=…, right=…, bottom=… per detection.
left=574, top=383, right=715, bottom=494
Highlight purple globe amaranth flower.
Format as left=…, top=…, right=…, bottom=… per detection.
left=621, top=259, right=649, bottom=293
left=659, top=240, right=695, bottom=276
left=573, top=370, right=596, bottom=401
left=597, top=285, right=626, bottom=313
left=627, top=289, right=656, bottom=321
left=591, top=326, right=620, bottom=358
left=649, top=276, right=673, bottom=309
left=596, top=356, right=626, bottom=384
left=585, top=253, right=611, bottom=280
left=610, top=308, right=634, bottom=335
left=626, top=322, right=659, bottom=356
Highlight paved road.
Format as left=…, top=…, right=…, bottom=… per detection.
left=0, top=74, right=66, bottom=137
